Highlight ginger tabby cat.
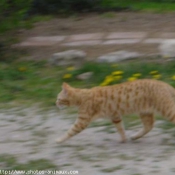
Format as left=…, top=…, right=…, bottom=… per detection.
left=56, top=79, right=175, bottom=143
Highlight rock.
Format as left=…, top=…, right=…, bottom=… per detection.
left=159, top=40, right=175, bottom=58
left=49, top=50, right=86, bottom=66
left=76, top=72, right=93, bottom=80
left=97, top=50, right=142, bottom=63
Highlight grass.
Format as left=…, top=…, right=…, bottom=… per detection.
left=123, top=115, right=140, bottom=129
left=90, top=120, right=117, bottom=133
left=118, top=154, right=134, bottom=161
left=0, top=154, right=57, bottom=171
left=101, top=12, right=116, bottom=18
left=158, top=121, right=175, bottom=130
left=0, top=15, right=53, bottom=34
left=101, top=165, right=124, bottom=172
left=0, top=60, right=64, bottom=107
left=90, top=120, right=112, bottom=128
left=1, top=59, right=175, bottom=108
left=100, top=0, right=175, bottom=12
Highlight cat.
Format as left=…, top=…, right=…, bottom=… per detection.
left=56, top=79, right=175, bottom=143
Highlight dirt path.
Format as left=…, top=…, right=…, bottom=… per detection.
left=16, top=12, right=175, bottom=60
left=1, top=107, right=175, bottom=174
left=20, top=12, right=175, bottom=36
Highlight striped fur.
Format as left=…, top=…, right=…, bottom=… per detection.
left=56, top=79, right=175, bottom=143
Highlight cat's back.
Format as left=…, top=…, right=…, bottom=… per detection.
left=89, top=79, right=175, bottom=116
left=92, top=79, right=174, bottom=100
left=120, top=79, right=174, bottom=97
left=125, top=79, right=174, bottom=95
left=112, top=79, right=170, bottom=91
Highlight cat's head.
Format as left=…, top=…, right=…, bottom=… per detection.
left=56, top=82, right=73, bottom=109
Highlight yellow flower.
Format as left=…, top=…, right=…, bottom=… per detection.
left=100, top=79, right=112, bottom=86
left=66, top=66, right=75, bottom=71
left=112, top=71, right=124, bottom=76
left=100, top=81, right=109, bottom=86
left=105, top=75, right=114, bottom=81
left=100, top=75, right=114, bottom=86
left=127, top=77, right=137, bottom=82
left=149, top=71, right=158, bottom=75
left=132, top=73, right=142, bottom=77
left=113, top=75, right=122, bottom=81
left=172, top=75, right=175, bottom=80
left=63, top=74, right=72, bottom=79
left=104, top=79, right=113, bottom=84
left=152, top=74, right=161, bottom=79
left=18, top=67, right=27, bottom=72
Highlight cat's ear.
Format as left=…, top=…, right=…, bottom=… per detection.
left=62, top=82, right=70, bottom=94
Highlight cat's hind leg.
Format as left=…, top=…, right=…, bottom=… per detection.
left=112, top=119, right=127, bottom=143
left=131, top=113, right=154, bottom=140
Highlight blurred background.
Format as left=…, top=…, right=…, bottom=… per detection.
left=1, top=0, right=175, bottom=174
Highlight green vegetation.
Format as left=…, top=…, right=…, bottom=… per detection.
left=0, top=0, right=31, bottom=33
left=1, top=59, right=175, bottom=108
left=0, top=60, right=63, bottom=106
left=0, top=154, right=57, bottom=171
left=101, top=165, right=124, bottom=172
left=100, top=0, right=175, bottom=12
left=158, top=121, right=175, bottom=130
left=66, top=60, right=175, bottom=86
left=30, top=0, right=175, bottom=14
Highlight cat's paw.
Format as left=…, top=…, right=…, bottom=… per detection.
left=120, top=138, right=127, bottom=143
left=130, top=135, right=139, bottom=140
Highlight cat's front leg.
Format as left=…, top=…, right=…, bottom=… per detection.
left=56, top=115, right=90, bottom=143
left=112, top=119, right=127, bottom=143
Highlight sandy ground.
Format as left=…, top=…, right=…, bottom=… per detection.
left=1, top=107, right=175, bottom=175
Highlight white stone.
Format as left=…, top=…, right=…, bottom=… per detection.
left=29, top=36, right=65, bottom=42
left=69, top=33, right=104, bottom=41
left=97, top=50, right=142, bottom=63
left=144, top=38, right=164, bottom=44
left=106, top=32, right=147, bottom=39
left=62, top=40, right=101, bottom=46
left=159, top=39, right=175, bottom=57
left=103, top=39, right=140, bottom=45
left=76, top=72, right=93, bottom=80
left=50, top=50, right=86, bottom=66
left=14, top=36, right=65, bottom=47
